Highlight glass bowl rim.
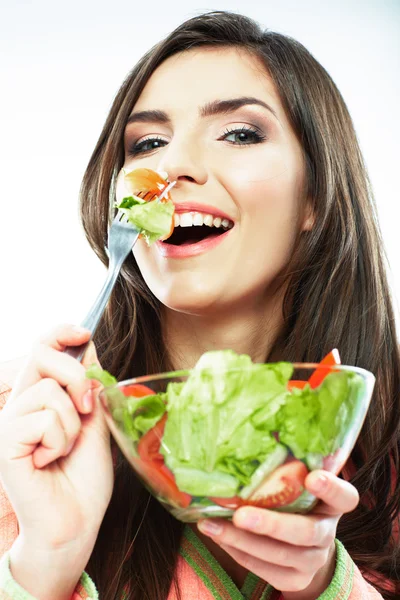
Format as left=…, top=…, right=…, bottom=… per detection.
left=99, top=363, right=375, bottom=394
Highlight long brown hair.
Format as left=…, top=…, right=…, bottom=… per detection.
left=80, top=11, right=400, bottom=599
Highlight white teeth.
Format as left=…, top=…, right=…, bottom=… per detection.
left=174, top=211, right=233, bottom=229
left=213, top=217, right=222, bottom=228
left=193, top=212, right=204, bottom=226
left=180, top=213, right=194, bottom=227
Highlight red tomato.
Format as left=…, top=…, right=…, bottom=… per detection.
left=124, top=168, right=173, bottom=203
left=135, top=414, right=192, bottom=507
left=287, top=380, right=307, bottom=390
left=159, top=215, right=175, bottom=242
left=122, top=383, right=155, bottom=397
left=132, top=456, right=192, bottom=508
left=246, top=460, right=309, bottom=508
left=123, top=168, right=175, bottom=242
left=308, top=349, right=341, bottom=389
left=212, top=460, right=309, bottom=511
left=137, top=414, right=167, bottom=462
left=209, top=496, right=243, bottom=510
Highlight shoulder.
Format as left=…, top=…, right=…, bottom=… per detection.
left=0, top=356, right=25, bottom=406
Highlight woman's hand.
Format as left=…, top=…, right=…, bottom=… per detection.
left=0, top=324, right=114, bottom=598
left=198, top=470, right=359, bottom=598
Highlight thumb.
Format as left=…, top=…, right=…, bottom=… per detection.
left=80, top=342, right=109, bottom=432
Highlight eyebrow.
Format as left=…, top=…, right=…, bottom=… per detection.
left=126, top=96, right=278, bottom=125
left=201, top=97, right=278, bottom=119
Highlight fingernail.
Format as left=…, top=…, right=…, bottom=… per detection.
left=72, top=325, right=91, bottom=335
left=198, top=520, right=223, bottom=536
left=310, top=473, right=328, bottom=493
left=82, top=389, right=93, bottom=413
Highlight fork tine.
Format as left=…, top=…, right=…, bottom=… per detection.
left=157, top=180, right=176, bottom=202
left=135, top=181, right=176, bottom=203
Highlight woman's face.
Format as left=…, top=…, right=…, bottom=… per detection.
left=117, top=47, right=310, bottom=315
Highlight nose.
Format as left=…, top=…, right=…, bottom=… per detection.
left=157, top=135, right=208, bottom=187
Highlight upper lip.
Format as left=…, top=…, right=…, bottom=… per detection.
left=173, top=202, right=234, bottom=223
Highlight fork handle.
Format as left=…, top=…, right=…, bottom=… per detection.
left=65, top=256, right=126, bottom=362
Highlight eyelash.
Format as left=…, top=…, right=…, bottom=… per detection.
left=127, top=125, right=266, bottom=157
left=127, top=136, right=168, bottom=156
left=219, top=125, right=266, bottom=146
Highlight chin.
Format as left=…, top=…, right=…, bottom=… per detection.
left=154, top=284, right=223, bottom=316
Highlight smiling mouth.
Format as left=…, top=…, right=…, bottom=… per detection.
left=163, top=212, right=234, bottom=246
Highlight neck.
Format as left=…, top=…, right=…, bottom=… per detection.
left=162, top=293, right=285, bottom=371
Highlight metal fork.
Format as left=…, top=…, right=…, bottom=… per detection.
left=65, top=180, right=176, bottom=362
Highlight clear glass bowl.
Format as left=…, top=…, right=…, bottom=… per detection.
left=99, top=363, right=375, bottom=522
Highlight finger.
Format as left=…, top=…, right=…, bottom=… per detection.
left=12, top=323, right=91, bottom=394
left=233, top=506, right=336, bottom=548
left=198, top=520, right=327, bottom=570
left=11, top=340, right=93, bottom=414
left=306, top=470, right=359, bottom=515
left=1, top=409, right=68, bottom=468
left=5, top=379, right=82, bottom=455
left=218, top=543, right=312, bottom=593
left=39, top=323, right=92, bottom=351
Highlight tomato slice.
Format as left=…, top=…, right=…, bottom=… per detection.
left=308, top=349, right=341, bottom=389
left=135, top=414, right=192, bottom=507
left=159, top=213, right=175, bottom=242
left=211, top=460, right=309, bottom=511
left=122, top=383, right=155, bottom=397
left=209, top=496, right=243, bottom=510
left=132, top=456, right=192, bottom=508
left=124, top=168, right=173, bottom=203
left=287, top=380, right=307, bottom=390
left=138, top=414, right=167, bottom=462
left=287, top=350, right=341, bottom=392
left=247, top=459, right=308, bottom=508
left=122, top=168, right=175, bottom=242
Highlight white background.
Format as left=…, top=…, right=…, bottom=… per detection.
left=1, top=0, right=399, bottom=362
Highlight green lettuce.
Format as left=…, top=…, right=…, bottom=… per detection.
left=87, top=351, right=366, bottom=498
left=278, top=371, right=364, bottom=458
left=160, top=351, right=293, bottom=495
left=86, top=363, right=117, bottom=387
left=116, top=195, right=174, bottom=245
left=86, top=364, right=166, bottom=442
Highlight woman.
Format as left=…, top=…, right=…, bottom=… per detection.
left=0, top=11, right=398, bottom=600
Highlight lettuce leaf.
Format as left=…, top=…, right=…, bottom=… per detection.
left=86, top=364, right=166, bottom=440
left=116, top=195, right=174, bottom=245
left=86, top=363, right=117, bottom=387
left=87, top=351, right=366, bottom=498
left=161, top=351, right=293, bottom=494
left=278, top=371, right=364, bottom=458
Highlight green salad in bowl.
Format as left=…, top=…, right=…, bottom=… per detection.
left=87, top=349, right=375, bottom=522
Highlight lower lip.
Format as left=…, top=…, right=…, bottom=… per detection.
left=156, top=229, right=232, bottom=258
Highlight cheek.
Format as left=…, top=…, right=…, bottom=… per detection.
left=224, top=155, right=304, bottom=278
left=225, top=156, right=304, bottom=228
left=218, top=144, right=291, bottom=190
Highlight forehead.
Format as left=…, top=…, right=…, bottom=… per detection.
left=133, top=47, right=284, bottom=117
